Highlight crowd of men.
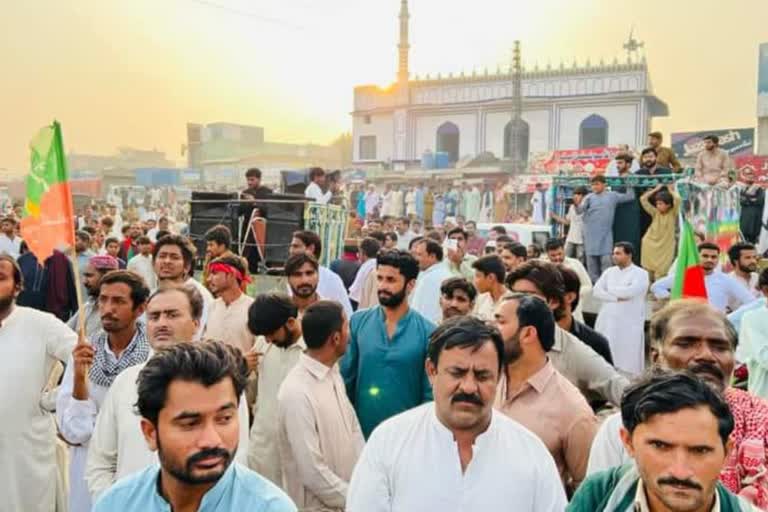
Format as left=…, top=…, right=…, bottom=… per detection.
left=2, top=157, right=768, bottom=512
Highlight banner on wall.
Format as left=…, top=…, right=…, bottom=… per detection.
left=733, top=155, right=768, bottom=185
left=676, top=180, right=741, bottom=262
left=670, top=128, right=754, bottom=159
left=528, top=146, right=622, bottom=175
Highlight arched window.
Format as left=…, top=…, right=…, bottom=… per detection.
left=436, top=122, right=460, bottom=163
left=503, top=119, right=530, bottom=161
left=579, top=114, right=608, bottom=149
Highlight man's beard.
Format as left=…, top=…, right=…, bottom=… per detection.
left=378, top=284, right=408, bottom=308
left=157, top=436, right=234, bottom=485
left=0, top=294, right=14, bottom=316
left=739, top=263, right=757, bottom=273
left=443, top=307, right=463, bottom=319
left=643, top=159, right=656, bottom=169
left=688, top=361, right=726, bottom=391
left=291, top=284, right=317, bottom=299
left=503, top=332, right=523, bottom=364
left=273, top=328, right=296, bottom=348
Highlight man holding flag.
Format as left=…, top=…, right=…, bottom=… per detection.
left=651, top=237, right=754, bottom=313
left=0, top=122, right=80, bottom=511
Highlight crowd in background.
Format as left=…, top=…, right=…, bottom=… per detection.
left=2, top=151, right=768, bottom=512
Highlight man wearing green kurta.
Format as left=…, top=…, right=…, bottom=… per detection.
left=341, top=250, right=435, bottom=438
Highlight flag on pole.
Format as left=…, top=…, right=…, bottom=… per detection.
left=20, top=121, right=76, bottom=260
left=671, top=219, right=708, bottom=300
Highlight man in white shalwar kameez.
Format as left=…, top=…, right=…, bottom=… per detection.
left=593, top=242, right=649, bottom=376
left=0, top=255, right=77, bottom=512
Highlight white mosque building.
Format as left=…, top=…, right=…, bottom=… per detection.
left=352, top=0, right=669, bottom=167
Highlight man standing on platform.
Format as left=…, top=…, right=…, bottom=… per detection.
left=593, top=242, right=649, bottom=376
left=341, top=250, right=435, bottom=438
left=305, top=167, right=332, bottom=204
left=696, top=135, right=732, bottom=185
left=578, top=175, right=635, bottom=282
left=647, top=131, right=681, bottom=172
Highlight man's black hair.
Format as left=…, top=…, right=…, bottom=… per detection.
left=427, top=316, right=505, bottom=372
left=621, top=370, right=734, bottom=447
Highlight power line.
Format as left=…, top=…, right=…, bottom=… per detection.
left=184, top=0, right=304, bottom=30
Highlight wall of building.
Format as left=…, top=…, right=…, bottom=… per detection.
left=484, top=109, right=551, bottom=156
left=413, top=113, right=477, bottom=157
left=353, top=113, right=394, bottom=162
left=556, top=103, right=640, bottom=149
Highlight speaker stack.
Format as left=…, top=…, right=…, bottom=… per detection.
left=189, top=191, right=239, bottom=265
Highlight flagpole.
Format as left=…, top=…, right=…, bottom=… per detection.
left=53, top=121, right=87, bottom=343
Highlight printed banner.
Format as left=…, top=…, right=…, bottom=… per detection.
left=733, top=155, right=768, bottom=185
left=671, top=128, right=754, bottom=158
left=528, top=146, right=622, bottom=175
left=304, top=203, right=348, bottom=266
left=676, top=180, right=741, bottom=263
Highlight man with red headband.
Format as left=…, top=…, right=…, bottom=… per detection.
left=204, top=256, right=258, bottom=371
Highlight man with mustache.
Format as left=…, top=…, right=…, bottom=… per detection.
left=86, top=286, right=251, bottom=500
left=651, top=243, right=755, bottom=314
left=246, top=293, right=306, bottom=486
left=284, top=253, right=322, bottom=315
left=57, top=270, right=150, bottom=512
left=288, top=230, right=353, bottom=318
left=587, top=300, right=768, bottom=509
left=439, top=277, right=477, bottom=321
left=346, top=316, right=566, bottom=511
left=92, top=342, right=296, bottom=511
left=341, top=249, right=436, bottom=438
left=67, top=254, right=120, bottom=339
left=494, top=294, right=597, bottom=492
left=570, top=371, right=760, bottom=511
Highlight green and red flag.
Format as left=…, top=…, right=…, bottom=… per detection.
left=671, top=219, right=708, bottom=300
left=20, top=121, right=76, bottom=260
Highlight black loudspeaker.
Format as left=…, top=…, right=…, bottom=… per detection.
left=189, top=192, right=239, bottom=267
left=261, top=194, right=307, bottom=266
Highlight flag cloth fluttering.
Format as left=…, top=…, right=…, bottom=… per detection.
left=20, top=121, right=76, bottom=260
left=671, top=219, right=708, bottom=300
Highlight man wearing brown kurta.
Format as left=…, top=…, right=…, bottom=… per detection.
left=648, top=131, right=681, bottom=172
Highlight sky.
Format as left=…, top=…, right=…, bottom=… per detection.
left=1, top=0, right=766, bottom=173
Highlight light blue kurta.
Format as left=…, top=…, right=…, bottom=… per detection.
left=92, top=462, right=296, bottom=511
left=341, top=306, right=435, bottom=438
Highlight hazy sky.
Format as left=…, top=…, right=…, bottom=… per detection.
left=1, top=0, right=766, bottom=172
